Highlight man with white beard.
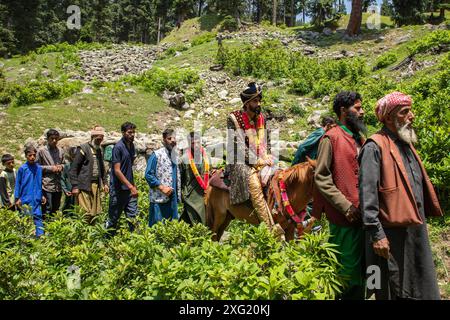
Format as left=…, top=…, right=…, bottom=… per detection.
left=359, top=91, right=443, bottom=300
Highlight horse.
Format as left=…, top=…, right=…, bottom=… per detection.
left=205, top=158, right=317, bottom=241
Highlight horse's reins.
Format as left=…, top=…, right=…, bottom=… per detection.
left=276, top=173, right=307, bottom=237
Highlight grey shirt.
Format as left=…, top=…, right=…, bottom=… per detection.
left=359, top=126, right=424, bottom=242
left=37, top=145, right=65, bottom=192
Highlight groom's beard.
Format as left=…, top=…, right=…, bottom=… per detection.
left=395, top=119, right=418, bottom=145
left=346, top=111, right=367, bottom=136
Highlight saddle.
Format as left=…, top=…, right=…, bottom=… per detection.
left=209, top=168, right=277, bottom=199
left=209, top=169, right=230, bottom=191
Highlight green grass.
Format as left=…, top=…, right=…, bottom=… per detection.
left=161, top=14, right=223, bottom=45
left=1, top=52, right=66, bottom=84
left=0, top=87, right=166, bottom=161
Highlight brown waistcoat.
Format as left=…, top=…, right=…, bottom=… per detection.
left=368, top=131, right=443, bottom=227
left=313, top=125, right=363, bottom=227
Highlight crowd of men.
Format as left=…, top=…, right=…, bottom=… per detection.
left=0, top=83, right=444, bottom=300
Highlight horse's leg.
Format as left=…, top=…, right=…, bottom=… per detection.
left=209, top=189, right=230, bottom=242
left=216, top=212, right=234, bottom=241
left=285, top=223, right=296, bottom=241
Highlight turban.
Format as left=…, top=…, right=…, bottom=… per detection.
left=240, top=82, right=262, bottom=104
left=90, top=125, right=105, bottom=136
left=375, top=91, right=412, bottom=122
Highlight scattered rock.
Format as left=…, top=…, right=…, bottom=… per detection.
left=30, top=106, right=45, bottom=110
left=41, top=69, right=51, bottom=77
left=124, top=88, right=137, bottom=94
left=394, top=35, right=411, bottom=45
left=321, top=95, right=331, bottom=104
left=287, top=119, right=295, bottom=125
left=323, top=28, right=333, bottom=36
left=205, top=107, right=214, bottom=115
left=184, top=110, right=195, bottom=119
left=82, top=86, right=94, bottom=94
left=307, top=110, right=328, bottom=128
left=218, top=90, right=228, bottom=100
left=229, top=97, right=242, bottom=105
left=210, top=64, right=224, bottom=71
left=168, top=93, right=186, bottom=110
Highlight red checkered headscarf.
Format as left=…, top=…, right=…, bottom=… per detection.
left=375, top=91, right=412, bottom=122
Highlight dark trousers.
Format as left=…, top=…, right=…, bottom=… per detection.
left=42, top=191, right=62, bottom=217
left=106, top=188, right=138, bottom=236
left=62, top=194, right=75, bottom=216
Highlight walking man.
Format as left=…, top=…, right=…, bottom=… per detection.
left=145, top=129, right=181, bottom=226
left=37, top=129, right=65, bottom=216
left=70, top=125, right=109, bottom=223
left=359, top=92, right=443, bottom=300
left=312, top=91, right=367, bottom=300
left=105, top=122, right=138, bottom=236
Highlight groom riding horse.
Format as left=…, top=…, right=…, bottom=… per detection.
left=205, top=83, right=316, bottom=241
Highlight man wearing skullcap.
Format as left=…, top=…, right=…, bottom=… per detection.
left=312, top=91, right=367, bottom=300
left=359, top=91, right=442, bottom=300
left=70, top=125, right=109, bottom=224
left=37, top=129, right=65, bottom=216
left=225, top=82, right=285, bottom=239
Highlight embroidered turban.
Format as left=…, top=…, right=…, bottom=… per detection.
left=240, top=82, right=262, bottom=104
left=375, top=91, right=412, bottom=122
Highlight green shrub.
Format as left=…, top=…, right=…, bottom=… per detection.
left=12, top=79, right=83, bottom=107
left=161, top=44, right=190, bottom=59
left=374, top=52, right=398, bottom=70
left=221, top=15, right=238, bottom=32
left=191, top=32, right=216, bottom=47
left=126, top=67, right=203, bottom=103
left=0, top=194, right=344, bottom=299
left=408, top=30, right=450, bottom=56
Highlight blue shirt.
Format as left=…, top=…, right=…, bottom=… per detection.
left=110, top=138, right=136, bottom=191
left=14, top=162, right=43, bottom=204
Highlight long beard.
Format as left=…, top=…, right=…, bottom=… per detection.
left=395, top=120, right=418, bottom=145
left=346, top=111, right=367, bottom=136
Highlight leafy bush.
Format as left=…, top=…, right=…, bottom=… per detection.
left=12, top=78, right=83, bottom=107
left=191, top=32, right=216, bottom=47
left=0, top=198, right=344, bottom=299
left=126, top=67, right=203, bottom=103
left=219, top=40, right=368, bottom=99
left=161, top=44, right=190, bottom=59
left=374, top=52, right=398, bottom=70
left=220, top=15, right=238, bottom=32
left=408, top=30, right=450, bottom=55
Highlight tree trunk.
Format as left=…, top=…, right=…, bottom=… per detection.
left=198, top=0, right=203, bottom=16
left=291, top=0, right=295, bottom=26
left=272, top=0, right=277, bottom=25
left=346, top=0, right=363, bottom=36
left=157, top=17, right=161, bottom=44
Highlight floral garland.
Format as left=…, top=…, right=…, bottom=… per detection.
left=241, top=111, right=267, bottom=158
left=187, top=147, right=210, bottom=191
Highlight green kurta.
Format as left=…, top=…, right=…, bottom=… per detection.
left=180, top=152, right=209, bottom=225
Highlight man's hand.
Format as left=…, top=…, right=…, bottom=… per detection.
left=129, top=185, right=139, bottom=198
left=373, top=237, right=390, bottom=259
left=103, top=185, right=109, bottom=194
left=158, top=185, right=173, bottom=197
left=265, top=155, right=274, bottom=167
left=344, top=205, right=361, bottom=223
left=15, top=199, right=22, bottom=208
left=65, top=191, right=72, bottom=197
left=41, top=196, right=47, bottom=205
left=71, top=188, right=80, bottom=195
left=52, top=165, right=63, bottom=173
